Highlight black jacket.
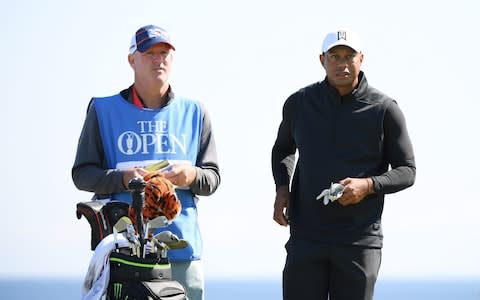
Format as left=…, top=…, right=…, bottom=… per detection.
left=271, top=72, right=415, bottom=248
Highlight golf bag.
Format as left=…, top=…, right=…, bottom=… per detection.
left=76, top=199, right=129, bottom=250
left=77, top=177, right=188, bottom=300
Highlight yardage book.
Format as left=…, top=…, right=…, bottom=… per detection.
left=144, top=160, right=172, bottom=172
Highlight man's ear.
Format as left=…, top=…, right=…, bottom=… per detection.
left=128, top=54, right=135, bottom=68
left=319, top=53, right=326, bottom=67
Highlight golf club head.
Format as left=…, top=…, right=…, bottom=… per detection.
left=126, top=224, right=139, bottom=243
left=152, top=237, right=189, bottom=251
left=147, top=216, right=169, bottom=230
left=114, top=216, right=133, bottom=233
left=167, top=239, right=188, bottom=250
left=153, top=231, right=179, bottom=243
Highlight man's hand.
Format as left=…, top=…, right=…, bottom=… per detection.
left=163, top=163, right=197, bottom=187
left=337, top=177, right=373, bottom=206
left=123, top=168, right=149, bottom=189
left=273, top=185, right=290, bottom=226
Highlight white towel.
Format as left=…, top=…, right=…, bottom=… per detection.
left=81, top=233, right=129, bottom=300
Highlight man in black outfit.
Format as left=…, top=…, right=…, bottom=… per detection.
left=271, top=29, right=416, bottom=300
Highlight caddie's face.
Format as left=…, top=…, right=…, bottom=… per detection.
left=129, top=43, right=174, bottom=86
left=320, top=45, right=363, bottom=95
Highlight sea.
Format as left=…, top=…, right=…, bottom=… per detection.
left=0, top=277, right=479, bottom=299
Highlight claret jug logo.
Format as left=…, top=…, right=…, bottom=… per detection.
left=117, top=120, right=187, bottom=155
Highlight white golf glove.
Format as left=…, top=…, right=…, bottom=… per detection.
left=316, top=182, right=345, bottom=205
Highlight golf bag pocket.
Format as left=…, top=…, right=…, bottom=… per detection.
left=108, top=252, right=186, bottom=300
left=76, top=200, right=129, bottom=250
left=109, top=252, right=172, bottom=281
left=108, top=279, right=187, bottom=300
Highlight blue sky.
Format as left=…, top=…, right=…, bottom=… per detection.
left=2, top=0, right=479, bottom=281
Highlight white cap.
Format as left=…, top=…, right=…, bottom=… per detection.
left=321, top=29, right=362, bottom=53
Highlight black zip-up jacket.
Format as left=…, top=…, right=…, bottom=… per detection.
left=271, top=72, right=415, bottom=248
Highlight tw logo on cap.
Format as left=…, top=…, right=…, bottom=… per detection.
left=337, top=31, right=347, bottom=41
left=321, top=29, right=362, bottom=53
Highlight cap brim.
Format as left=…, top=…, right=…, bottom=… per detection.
left=324, top=41, right=360, bottom=53
left=137, top=38, right=176, bottom=52
left=323, top=43, right=361, bottom=53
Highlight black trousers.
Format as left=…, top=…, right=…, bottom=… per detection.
left=283, top=239, right=381, bottom=300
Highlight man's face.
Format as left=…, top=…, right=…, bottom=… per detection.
left=129, top=43, right=174, bottom=86
left=320, top=45, right=363, bottom=93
